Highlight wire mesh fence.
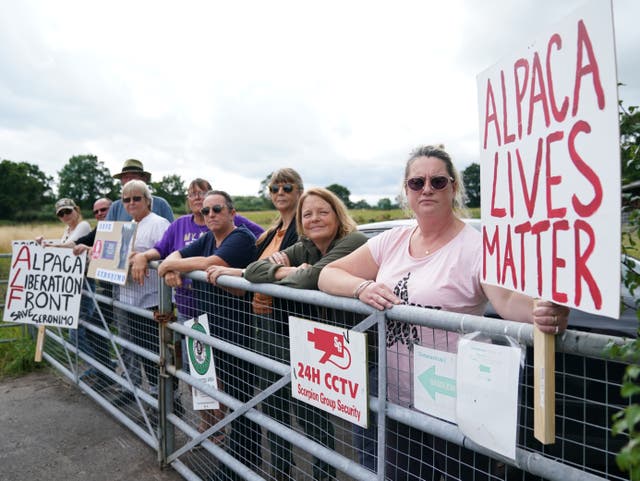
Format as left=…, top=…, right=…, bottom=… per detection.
left=1, top=261, right=634, bottom=481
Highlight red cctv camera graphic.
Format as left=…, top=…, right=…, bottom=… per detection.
left=307, top=328, right=345, bottom=364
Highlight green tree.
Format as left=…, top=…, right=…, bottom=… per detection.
left=609, top=101, right=640, bottom=478
left=58, top=154, right=118, bottom=209
left=0, top=160, right=54, bottom=220
left=150, top=174, right=186, bottom=208
left=376, top=198, right=393, bottom=210
left=620, top=103, right=640, bottom=184
left=326, top=183, right=353, bottom=208
left=259, top=173, right=273, bottom=201
left=462, top=162, right=481, bottom=208
left=352, top=199, right=371, bottom=209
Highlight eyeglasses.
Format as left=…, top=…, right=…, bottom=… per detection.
left=201, top=205, right=224, bottom=216
left=57, top=209, right=73, bottom=218
left=122, top=196, right=143, bottom=204
left=270, top=183, right=294, bottom=194
left=187, top=191, right=207, bottom=200
left=406, top=175, right=454, bottom=192
left=93, top=207, right=109, bottom=215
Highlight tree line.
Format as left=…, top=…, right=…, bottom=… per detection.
left=0, top=153, right=483, bottom=222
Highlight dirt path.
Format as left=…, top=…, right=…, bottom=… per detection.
left=0, top=369, right=183, bottom=481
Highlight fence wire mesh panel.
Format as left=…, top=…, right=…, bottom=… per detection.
left=1, top=259, right=632, bottom=481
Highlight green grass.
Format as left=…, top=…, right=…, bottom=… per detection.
left=0, top=325, right=41, bottom=377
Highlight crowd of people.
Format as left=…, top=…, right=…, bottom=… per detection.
left=42, top=149, right=568, bottom=481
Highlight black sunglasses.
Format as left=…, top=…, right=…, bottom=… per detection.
left=57, top=208, right=73, bottom=217
left=406, top=175, right=454, bottom=192
left=201, top=205, right=224, bottom=216
left=122, top=196, right=143, bottom=204
left=93, top=207, right=109, bottom=215
left=270, top=183, right=294, bottom=194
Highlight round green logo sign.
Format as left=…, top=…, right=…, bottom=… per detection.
left=188, top=322, right=211, bottom=375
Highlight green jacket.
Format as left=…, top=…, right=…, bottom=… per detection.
left=244, top=231, right=367, bottom=290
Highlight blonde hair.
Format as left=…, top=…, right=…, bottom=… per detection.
left=296, top=187, right=357, bottom=241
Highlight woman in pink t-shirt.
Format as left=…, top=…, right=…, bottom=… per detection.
left=319, top=145, right=569, bottom=480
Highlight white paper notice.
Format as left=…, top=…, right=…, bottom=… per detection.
left=413, top=345, right=457, bottom=423
left=456, top=336, right=522, bottom=460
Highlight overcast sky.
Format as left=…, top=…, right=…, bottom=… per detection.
left=1, top=0, right=638, bottom=204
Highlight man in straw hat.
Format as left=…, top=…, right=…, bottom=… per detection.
left=106, top=159, right=174, bottom=222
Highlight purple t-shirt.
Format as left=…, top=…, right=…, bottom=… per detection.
left=153, top=214, right=263, bottom=318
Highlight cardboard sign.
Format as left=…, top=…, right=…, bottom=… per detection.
left=289, top=316, right=368, bottom=427
left=3, top=240, right=86, bottom=328
left=185, top=314, right=220, bottom=410
left=477, top=0, right=620, bottom=318
left=87, top=221, right=137, bottom=285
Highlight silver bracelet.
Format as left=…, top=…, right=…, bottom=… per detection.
left=353, top=280, right=374, bottom=299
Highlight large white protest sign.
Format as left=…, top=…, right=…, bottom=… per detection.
left=477, top=0, right=620, bottom=318
left=185, top=314, right=220, bottom=410
left=3, top=240, right=86, bottom=329
left=289, top=316, right=368, bottom=427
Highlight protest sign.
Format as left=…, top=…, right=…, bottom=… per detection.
left=477, top=0, right=620, bottom=318
left=87, top=221, right=137, bottom=285
left=3, top=240, right=86, bottom=329
left=289, top=316, right=368, bottom=427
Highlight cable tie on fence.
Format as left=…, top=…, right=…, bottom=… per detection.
left=153, top=311, right=176, bottom=324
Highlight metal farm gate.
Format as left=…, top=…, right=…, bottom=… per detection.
left=3, top=262, right=634, bottom=481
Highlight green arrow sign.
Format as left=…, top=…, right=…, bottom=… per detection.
left=418, top=366, right=456, bottom=400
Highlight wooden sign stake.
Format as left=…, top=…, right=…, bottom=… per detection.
left=533, top=324, right=555, bottom=444
left=34, top=325, right=46, bottom=362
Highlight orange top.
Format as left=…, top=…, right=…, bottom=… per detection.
left=251, top=229, right=286, bottom=315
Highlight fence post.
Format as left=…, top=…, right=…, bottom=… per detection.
left=157, top=272, right=175, bottom=467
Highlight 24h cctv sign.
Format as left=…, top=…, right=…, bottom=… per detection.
left=289, top=316, right=368, bottom=427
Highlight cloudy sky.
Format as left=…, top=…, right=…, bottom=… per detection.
left=1, top=0, right=638, bottom=204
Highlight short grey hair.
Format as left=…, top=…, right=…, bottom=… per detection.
left=122, top=179, right=153, bottom=210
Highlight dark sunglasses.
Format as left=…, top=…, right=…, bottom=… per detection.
left=201, top=205, right=224, bottom=216
left=406, top=175, right=454, bottom=192
left=93, top=207, right=109, bottom=215
left=270, top=183, right=294, bottom=194
left=122, top=196, right=143, bottom=204
left=57, top=208, right=73, bottom=217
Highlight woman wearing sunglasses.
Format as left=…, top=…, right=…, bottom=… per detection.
left=318, top=145, right=569, bottom=480
left=208, top=186, right=367, bottom=481
left=36, top=198, right=91, bottom=247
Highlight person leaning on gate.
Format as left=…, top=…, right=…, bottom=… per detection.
left=157, top=190, right=261, bottom=480
left=113, top=180, right=170, bottom=406
left=106, top=158, right=174, bottom=223
left=204, top=168, right=304, bottom=481
left=208, top=186, right=367, bottom=481
left=129, top=178, right=264, bottom=440
left=318, top=144, right=570, bottom=481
